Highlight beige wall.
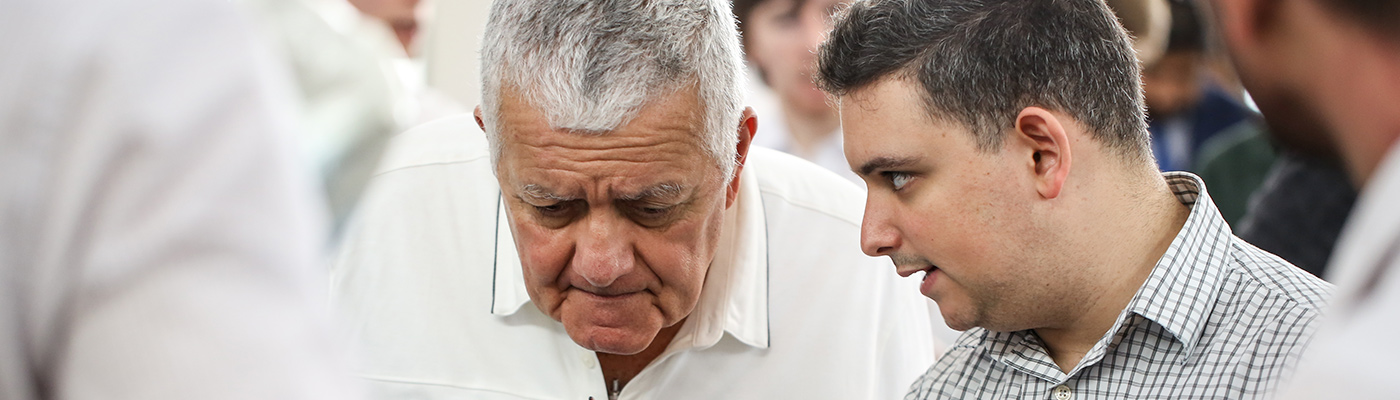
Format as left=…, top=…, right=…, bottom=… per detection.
left=421, top=0, right=492, bottom=110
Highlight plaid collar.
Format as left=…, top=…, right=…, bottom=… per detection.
left=985, top=172, right=1232, bottom=382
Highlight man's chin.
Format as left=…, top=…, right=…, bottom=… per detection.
left=564, top=325, right=658, bottom=355
left=1244, top=73, right=1345, bottom=165
left=940, top=313, right=978, bottom=332
left=556, top=295, right=666, bottom=354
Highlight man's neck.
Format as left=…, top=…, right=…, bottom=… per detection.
left=1034, top=173, right=1191, bottom=372
left=596, top=318, right=686, bottom=393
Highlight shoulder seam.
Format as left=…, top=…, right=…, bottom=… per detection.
left=373, top=155, right=490, bottom=179
left=755, top=186, right=863, bottom=227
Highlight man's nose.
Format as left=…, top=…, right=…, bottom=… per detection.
left=802, top=14, right=831, bottom=53
left=572, top=215, right=635, bottom=288
left=861, top=199, right=901, bottom=258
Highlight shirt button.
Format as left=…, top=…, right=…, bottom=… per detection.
left=582, top=353, right=598, bottom=369
left=1052, top=385, right=1072, bottom=400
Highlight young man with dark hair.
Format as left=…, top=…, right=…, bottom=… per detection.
left=817, top=0, right=1333, bottom=398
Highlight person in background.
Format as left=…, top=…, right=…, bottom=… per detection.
left=1105, top=0, right=1172, bottom=67
left=817, top=0, right=1332, bottom=398
left=1233, top=150, right=1357, bottom=278
left=244, top=0, right=400, bottom=228
left=330, top=0, right=942, bottom=398
left=1143, top=0, right=1256, bottom=173
left=1211, top=0, right=1400, bottom=397
left=734, top=0, right=862, bottom=185
left=346, top=0, right=420, bottom=53
left=0, top=0, right=365, bottom=398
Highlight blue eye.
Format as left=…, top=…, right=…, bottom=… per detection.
left=886, top=172, right=913, bottom=191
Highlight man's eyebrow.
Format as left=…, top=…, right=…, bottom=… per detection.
left=857, top=156, right=922, bottom=177
left=617, top=183, right=686, bottom=202
left=519, top=184, right=576, bottom=201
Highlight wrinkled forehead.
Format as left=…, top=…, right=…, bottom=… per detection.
left=493, top=85, right=723, bottom=189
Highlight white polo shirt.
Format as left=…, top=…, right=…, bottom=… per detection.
left=1277, top=141, right=1400, bottom=398
left=331, top=115, right=946, bottom=399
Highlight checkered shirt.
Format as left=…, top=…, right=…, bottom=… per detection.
left=907, top=172, right=1334, bottom=400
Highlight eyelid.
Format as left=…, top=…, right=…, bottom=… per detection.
left=881, top=171, right=914, bottom=191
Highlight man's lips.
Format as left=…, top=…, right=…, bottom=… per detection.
left=573, top=287, right=645, bottom=299
left=896, top=264, right=938, bottom=278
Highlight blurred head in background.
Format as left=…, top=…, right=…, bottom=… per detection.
left=734, top=0, right=845, bottom=124
left=734, top=0, right=858, bottom=181
left=347, top=0, right=421, bottom=52
left=1143, top=0, right=1207, bottom=119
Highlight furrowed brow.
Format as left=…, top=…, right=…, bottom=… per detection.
left=519, top=184, right=576, bottom=202
left=857, top=156, right=922, bottom=177
left=617, top=183, right=686, bottom=202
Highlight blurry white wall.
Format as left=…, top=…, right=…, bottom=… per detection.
left=421, top=0, right=492, bottom=110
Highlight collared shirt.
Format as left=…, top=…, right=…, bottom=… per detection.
left=0, top=0, right=361, bottom=399
left=331, top=115, right=943, bottom=399
left=907, top=172, right=1333, bottom=400
left=1278, top=140, right=1400, bottom=399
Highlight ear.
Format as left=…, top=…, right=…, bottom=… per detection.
left=1011, top=107, right=1072, bottom=199
left=474, top=106, right=486, bottom=132
left=726, top=107, right=759, bottom=208
left=1211, top=0, right=1281, bottom=62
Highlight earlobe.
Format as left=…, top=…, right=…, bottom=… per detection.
left=727, top=107, right=759, bottom=208
left=1013, top=107, right=1072, bottom=199
left=474, top=106, right=487, bottom=133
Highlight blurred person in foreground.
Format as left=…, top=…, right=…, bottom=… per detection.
left=734, top=0, right=862, bottom=184
left=816, top=0, right=1332, bottom=398
left=1211, top=0, right=1400, bottom=397
left=0, top=0, right=363, bottom=398
left=330, top=0, right=941, bottom=399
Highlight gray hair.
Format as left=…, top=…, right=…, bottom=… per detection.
left=480, top=0, right=747, bottom=178
left=817, top=0, right=1152, bottom=163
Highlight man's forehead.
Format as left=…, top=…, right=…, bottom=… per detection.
left=495, top=84, right=707, bottom=143
left=514, top=180, right=693, bottom=201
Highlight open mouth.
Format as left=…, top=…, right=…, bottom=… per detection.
left=897, top=263, right=939, bottom=278
left=916, top=265, right=939, bottom=281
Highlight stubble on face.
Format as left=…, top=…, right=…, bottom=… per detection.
left=840, top=79, right=1093, bottom=335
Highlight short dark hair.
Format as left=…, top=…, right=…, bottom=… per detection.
left=1165, top=0, right=1204, bottom=53
left=816, top=0, right=1151, bottom=161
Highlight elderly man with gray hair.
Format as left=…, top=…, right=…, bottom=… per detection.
left=329, top=0, right=944, bottom=398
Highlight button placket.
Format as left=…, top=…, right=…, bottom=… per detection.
left=1051, top=384, right=1073, bottom=400
left=582, top=352, right=598, bottom=369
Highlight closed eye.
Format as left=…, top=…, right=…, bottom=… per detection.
left=532, top=201, right=578, bottom=218
left=622, top=201, right=680, bottom=227
left=630, top=204, right=674, bottom=220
